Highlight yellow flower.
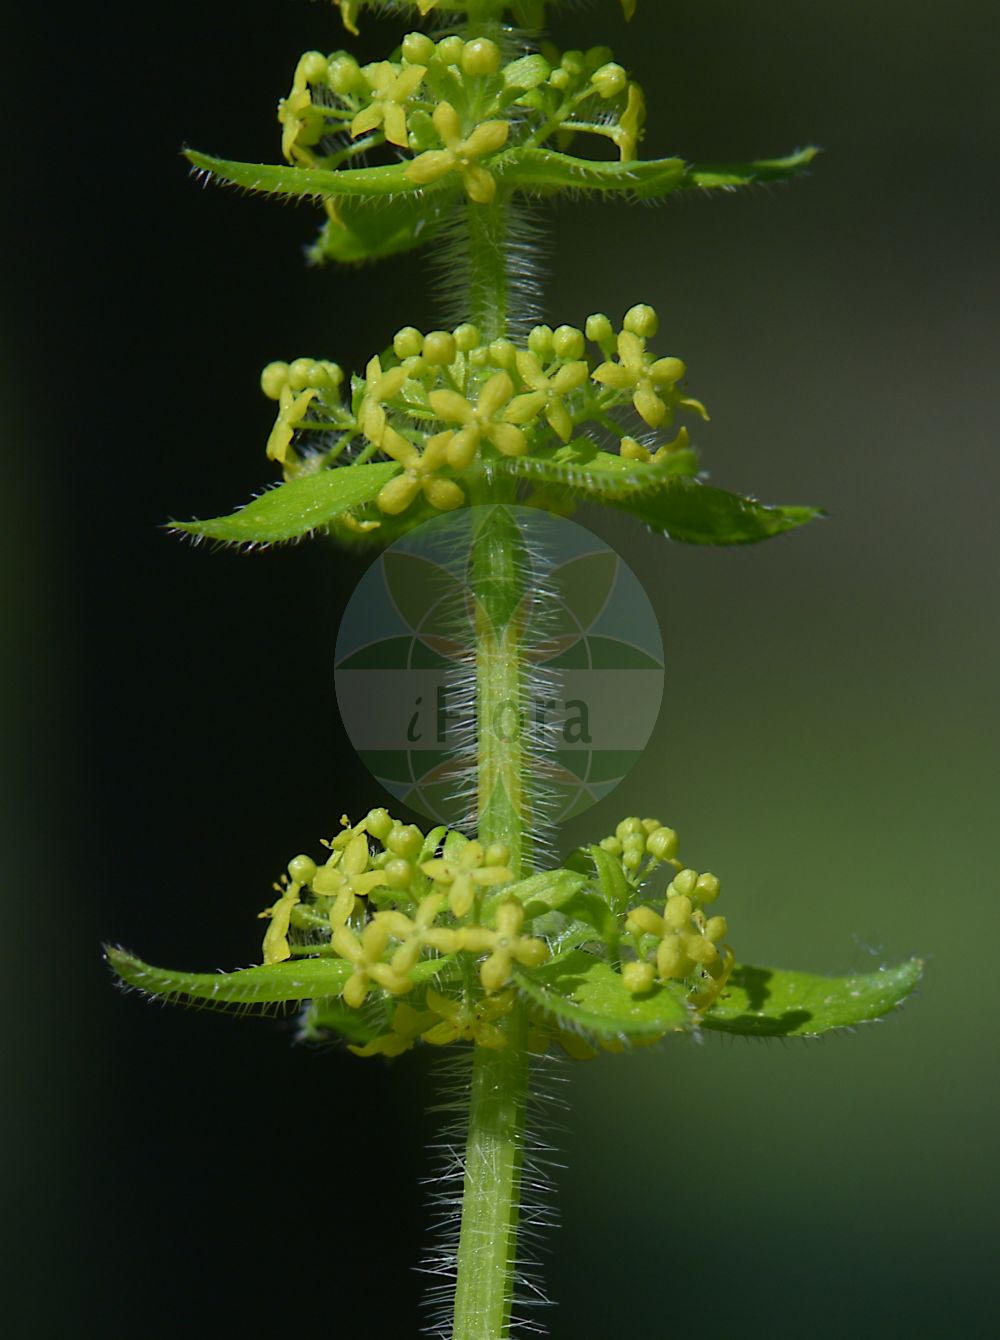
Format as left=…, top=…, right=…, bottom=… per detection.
left=456, top=900, right=549, bottom=993
left=351, top=61, right=427, bottom=149
left=421, top=840, right=514, bottom=918
left=421, top=987, right=516, bottom=1049
left=278, top=51, right=330, bottom=165
left=592, top=330, right=687, bottom=429
left=506, top=351, right=589, bottom=443
left=348, top=1001, right=439, bottom=1058
left=406, top=102, right=509, bottom=204
left=429, top=371, right=527, bottom=460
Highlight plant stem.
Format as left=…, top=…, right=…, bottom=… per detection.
left=451, top=43, right=534, bottom=1315
left=451, top=1003, right=530, bottom=1340
left=466, top=195, right=512, bottom=343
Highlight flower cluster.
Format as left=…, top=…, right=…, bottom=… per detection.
left=258, top=304, right=705, bottom=524
left=600, top=816, right=735, bottom=1012
left=259, top=811, right=547, bottom=1009
left=256, top=809, right=733, bottom=1059
left=276, top=30, right=646, bottom=190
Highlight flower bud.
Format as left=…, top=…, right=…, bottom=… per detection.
left=647, top=827, right=679, bottom=861
left=585, top=312, right=614, bottom=346
left=364, top=808, right=394, bottom=841
left=436, top=36, right=465, bottom=68
left=422, top=331, right=458, bottom=366
left=383, top=858, right=414, bottom=891
left=260, top=361, right=289, bottom=400
left=670, top=868, right=699, bottom=898
left=484, top=843, right=510, bottom=867
left=287, top=854, right=317, bottom=885
left=288, top=357, right=318, bottom=390
left=393, top=326, right=424, bottom=359
left=623, top=303, right=659, bottom=338
left=387, top=824, right=423, bottom=860
left=615, top=816, right=643, bottom=840
left=584, top=46, right=615, bottom=72
left=401, top=32, right=435, bottom=66
left=328, top=55, right=362, bottom=95
left=552, top=325, right=585, bottom=360
left=695, top=872, right=721, bottom=904
left=561, top=50, right=586, bottom=77
left=298, top=51, right=328, bottom=85
left=453, top=323, right=480, bottom=352
left=489, top=339, right=517, bottom=371
left=705, top=915, right=728, bottom=943
left=592, top=62, right=627, bottom=99
left=462, top=38, right=501, bottom=77
left=527, top=325, right=554, bottom=359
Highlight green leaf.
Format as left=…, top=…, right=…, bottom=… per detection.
left=482, top=867, right=588, bottom=922
left=186, top=150, right=438, bottom=202
left=503, top=441, right=699, bottom=500
left=106, top=946, right=352, bottom=1010
left=308, top=188, right=461, bottom=264
left=685, top=146, right=820, bottom=190
left=589, top=845, right=630, bottom=913
left=171, top=462, right=400, bottom=545
left=612, top=476, right=823, bottom=545
left=516, top=948, right=692, bottom=1039
left=702, top=958, right=924, bottom=1037
left=299, top=997, right=388, bottom=1045
left=497, top=149, right=688, bottom=199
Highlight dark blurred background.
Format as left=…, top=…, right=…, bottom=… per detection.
left=5, top=1, right=998, bottom=1335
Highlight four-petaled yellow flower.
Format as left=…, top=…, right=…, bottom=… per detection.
left=507, top=351, right=589, bottom=443
left=457, top=900, right=549, bottom=992
left=429, top=372, right=528, bottom=462
left=420, top=987, right=517, bottom=1048
left=406, top=102, right=509, bottom=204
left=592, top=330, right=687, bottom=428
left=351, top=61, right=427, bottom=148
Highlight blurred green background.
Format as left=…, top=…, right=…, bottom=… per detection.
left=5, top=1, right=997, bottom=1335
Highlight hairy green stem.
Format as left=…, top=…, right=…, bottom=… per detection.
left=466, top=196, right=512, bottom=342
left=452, top=61, right=533, bottom=1321
left=452, top=1003, right=530, bottom=1340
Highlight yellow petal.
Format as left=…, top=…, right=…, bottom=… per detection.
left=591, top=361, right=633, bottom=390
left=649, top=356, right=685, bottom=386
left=463, top=120, right=510, bottom=159
left=552, top=360, right=589, bottom=394
left=514, top=349, right=546, bottom=389
left=380, top=424, right=421, bottom=469
left=461, top=164, right=496, bottom=204
left=634, top=384, right=667, bottom=427
left=617, top=330, right=645, bottom=373
left=429, top=388, right=476, bottom=425
left=478, top=370, right=514, bottom=419
left=376, top=472, right=421, bottom=515
left=504, top=391, right=548, bottom=424
left=393, top=64, right=427, bottom=99
left=547, top=399, right=573, bottom=442
left=351, top=104, right=383, bottom=139
left=406, top=149, right=456, bottom=186
left=383, top=102, right=409, bottom=149
left=432, top=100, right=463, bottom=149
left=489, top=422, right=527, bottom=456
